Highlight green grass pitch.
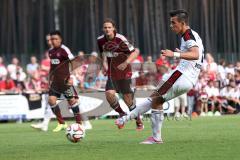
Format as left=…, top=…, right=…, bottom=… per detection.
left=0, top=116, right=240, bottom=160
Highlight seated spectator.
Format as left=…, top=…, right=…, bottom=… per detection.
left=135, top=71, right=148, bottom=89
left=26, top=56, right=39, bottom=76
left=155, top=53, right=170, bottom=68
left=142, top=56, right=156, bottom=73
left=205, top=80, right=222, bottom=116
left=85, top=51, right=101, bottom=80
left=84, top=77, right=96, bottom=91
left=198, top=87, right=209, bottom=116
left=225, top=63, right=235, bottom=75
left=13, top=72, right=26, bottom=93
left=0, top=56, right=7, bottom=80
left=132, top=48, right=144, bottom=63
left=219, top=81, right=237, bottom=114
left=7, top=57, right=21, bottom=74
left=217, top=59, right=226, bottom=80
left=235, top=70, right=240, bottom=86
left=0, top=74, right=16, bottom=93
left=235, top=61, right=240, bottom=71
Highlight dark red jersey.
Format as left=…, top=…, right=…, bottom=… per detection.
left=97, top=33, right=135, bottom=80
left=48, top=44, right=74, bottom=91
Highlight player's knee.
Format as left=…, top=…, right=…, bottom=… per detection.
left=68, top=98, right=77, bottom=106
left=105, top=91, right=116, bottom=102
left=48, top=97, right=57, bottom=106
left=150, top=92, right=165, bottom=106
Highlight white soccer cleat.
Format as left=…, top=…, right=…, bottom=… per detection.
left=83, top=120, right=93, bottom=130
left=140, top=136, right=163, bottom=144
left=31, top=123, right=48, bottom=132
left=115, top=117, right=125, bottom=129
left=31, top=123, right=43, bottom=129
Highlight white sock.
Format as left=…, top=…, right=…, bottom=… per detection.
left=124, top=98, right=152, bottom=122
left=42, top=105, right=52, bottom=126
left=151, top=109, right=164, bottom=141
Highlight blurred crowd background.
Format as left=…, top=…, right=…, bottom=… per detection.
left=0, top=49, right=239, bottom=117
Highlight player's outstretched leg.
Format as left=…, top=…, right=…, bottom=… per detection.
left=115, top=97, right=152, bottom=129
left=123, top=93, right=144, bottom=131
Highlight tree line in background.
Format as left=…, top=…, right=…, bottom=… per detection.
left=0, top=0, right=240, bottom=64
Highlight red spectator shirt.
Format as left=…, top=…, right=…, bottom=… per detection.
left=97, top=33, right=135, bottom=80
left=0, top=80, right=16, bottom=90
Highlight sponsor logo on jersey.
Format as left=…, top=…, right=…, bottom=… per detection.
left=51, top=59, right=60, bottom=64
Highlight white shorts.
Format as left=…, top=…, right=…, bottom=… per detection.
left=156, top=69, right=193, bottom=102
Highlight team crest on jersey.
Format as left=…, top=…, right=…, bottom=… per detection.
left=51, top=59, right=60, bottom=64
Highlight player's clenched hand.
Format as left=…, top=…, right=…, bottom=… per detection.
left=161, top=49, right=174, bottom=57
left=117, top=61, right=128, bottom=70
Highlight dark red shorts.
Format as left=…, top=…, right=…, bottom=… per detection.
left=106, top=78, right=133, bottom=94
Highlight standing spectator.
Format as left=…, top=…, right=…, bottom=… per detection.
left=85, top=51, right=101, bottom=81
left=203, top=53, right=218, bottom=80
left=0, top=56, right=7, bottom=80
left=26, top=56, right=39, bottom=76
left=174, top=93, right=188, bottom=120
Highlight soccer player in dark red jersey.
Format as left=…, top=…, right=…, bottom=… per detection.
left=48, top=31, right=82, bottom=132
left=97, top=18, right=144, bottom=130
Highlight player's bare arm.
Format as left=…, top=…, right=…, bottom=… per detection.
left=161, top=46, right=199, bottom=60
left=117, top=49, right=139, bottom=70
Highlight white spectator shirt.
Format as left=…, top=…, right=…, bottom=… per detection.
left=176, top=29, right=204, bottom=85
left=205, top=85, right=219, bottom=97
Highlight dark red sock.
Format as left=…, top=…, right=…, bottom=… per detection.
left=71, top=105, right=82, bottom=124
left=111, top=102, right=126, bottom=117
left=51, top=105, right=65, bottom=124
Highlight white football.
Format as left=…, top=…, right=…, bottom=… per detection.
left=65, top=123, right=85, bottom=143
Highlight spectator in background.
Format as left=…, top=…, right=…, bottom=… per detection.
left=84, top=76, right=96, bottom=91
left=174, top=93, right=189, bottom=120
left=132, top=48, right=144, bottom=63
left=155, top=53, right=170, bottom=68
left=235, top=70, right=240, bottom=86
left=135, top=71, right=148, bottom=89
left=85, top=51, right=101, bottom=81
left=0, top=74, right=16, bottom=93
left=26, top=56, right=39, bottom=76
left=217, top=59, right=226, bottom=80
left=219, top=81, right=237, bottom=114
left=143, top=55, right=157, bottom=73
left=0, top=56, right=7, bottom=80
left=235, top=61, right=240, bottom=71
left=203, top=53, right=218, bottom=81
left=7, top=57, right=21, bottom=75
left=205, top=80, right=222, bottom=116
left=225, top=63, right=235, bottom=75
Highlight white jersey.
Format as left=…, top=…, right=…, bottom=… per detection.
left=176, top=29, right=204, bottom=85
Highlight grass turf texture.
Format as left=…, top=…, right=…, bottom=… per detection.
left=0, top=116, right=239, bottom=160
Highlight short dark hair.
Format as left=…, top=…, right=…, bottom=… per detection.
left=169, top=9, right=189, bottom=24
left=50, top=30, right=62, bottom=38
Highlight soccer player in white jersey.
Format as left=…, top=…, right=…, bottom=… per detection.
left=115, top=9, right=204, bottom=144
